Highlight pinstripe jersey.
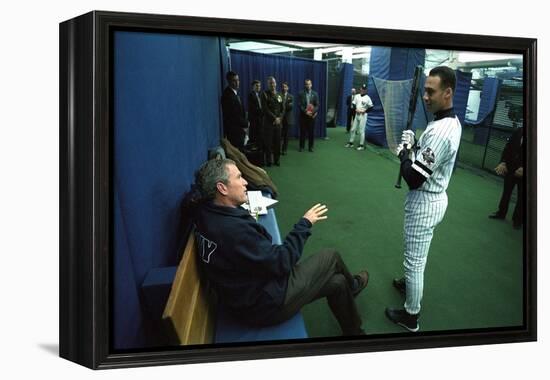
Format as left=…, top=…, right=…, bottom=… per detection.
left=412, top=113, right=462, bottom=194
left=352, top=93, right=374, bottom=113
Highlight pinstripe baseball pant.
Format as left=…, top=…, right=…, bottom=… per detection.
left=348, top=113, right=367, bottom=145
left=403, top=190, right=448, bottom=315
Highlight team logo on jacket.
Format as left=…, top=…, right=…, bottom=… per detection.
left=421, top=147, right=435, bottom=167
left=197, top=233, right=217, bottom=263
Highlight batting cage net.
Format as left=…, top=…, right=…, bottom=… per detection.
left=372, top=77, right=428, bottom=153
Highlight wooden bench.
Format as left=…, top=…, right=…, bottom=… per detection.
left=161, top=232, right=216, bottom=345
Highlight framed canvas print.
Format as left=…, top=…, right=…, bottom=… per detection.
left=59, top=10, right=536, bottom=369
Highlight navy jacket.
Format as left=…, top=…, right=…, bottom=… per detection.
left=193, top=201, right=312, bottom=324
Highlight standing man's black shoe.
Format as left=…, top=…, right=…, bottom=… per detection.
left=309, top=148, right=314, bottom=152
left=392, top=278, right=406, bottom=296
left=385, top=308, right=419, bottom=332
left=274, top=161, right=280, bottom=166
left=488, top=212, right=505, bottom=219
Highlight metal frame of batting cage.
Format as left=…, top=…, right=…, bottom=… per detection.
left=59, top=10, right=537, bottom=369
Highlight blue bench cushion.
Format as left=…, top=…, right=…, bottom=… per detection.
left=214, top=306, right=308, bottom=343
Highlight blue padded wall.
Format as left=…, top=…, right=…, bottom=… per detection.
left=336, top=63, right=354, bottom=127
left=466, top=77, right=502, bottom=124
left=454, top=70, right=473, bottom=125
left=229, top=49, right=328, bottom=138
left=113, top=31, right=223, bottom=349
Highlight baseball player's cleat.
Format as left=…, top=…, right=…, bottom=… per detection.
left=345, top=142, right=354, bottom=148
left=356, top=145, right=365, bottom=151
left=488, top=212, right=505, bottom=220
left=352, top=270, right=369, bottom=297
left=392, top=278, right=406, bottom=296
left=385, top=308, right=419, bottom=332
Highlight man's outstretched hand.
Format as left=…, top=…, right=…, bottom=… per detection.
left=303, top=203, right=328, bottom=225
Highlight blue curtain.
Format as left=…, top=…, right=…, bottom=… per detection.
left=454, top=70, right=473, bottom=125
left=336, top=63, right=354, bottom=127
left=229, top=49, right=328, bottom=138
left=113, top=31, right=223, bottom=349
left=366, top=47, right=426, bottom=146
left=466, top=77, right=502, bottom=124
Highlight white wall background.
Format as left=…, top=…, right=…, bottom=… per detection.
left=0, top=1, right=547, bottom=378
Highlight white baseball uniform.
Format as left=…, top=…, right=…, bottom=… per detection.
left=349, top=93, right=374, bottom=146
left=402, top=109, right=461, bottom=315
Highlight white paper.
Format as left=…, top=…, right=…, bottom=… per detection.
left=241, top=191, right=278, bottom=216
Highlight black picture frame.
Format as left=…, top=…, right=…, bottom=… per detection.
left=59, top=10, right=537, bottom=369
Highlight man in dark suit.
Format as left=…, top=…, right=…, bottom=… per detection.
left=248, top=80, right=263, bottom=146
left=298, top=79, right=320, bottom=152
left=489, top=127, right=524, bottom=229
left=346, top=88, right=356, bottom=133
left=280, top=82, right=294, bottom=155
left=221, top=71, right=248, bottom=151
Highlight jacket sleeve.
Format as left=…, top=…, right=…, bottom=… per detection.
left=299, top=92, right=307, bottom=114
left=234, top=217, right=312, bottom=277
left=238, top=96, right=248, bottom=128
left=313, top=92, right=320, bottom=113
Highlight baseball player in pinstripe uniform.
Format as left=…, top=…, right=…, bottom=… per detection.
left=345, top=83, right=374, bottom=150
left=386, top=66, right=462, bottom=332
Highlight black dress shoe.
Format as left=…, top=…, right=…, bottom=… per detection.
left=488, top=212, right=505, bottom=219
left=274, top=161, right=280, bottom=166
left=281, top=150, right=286, bottom=155
left=308, top=148, right=314, bottom=152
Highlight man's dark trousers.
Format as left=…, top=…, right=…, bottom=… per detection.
left=263, top=249, right=363, bottom=336
left=497, top=174, right=523, bottom=225
left=299, top=115, right=315, bottom=151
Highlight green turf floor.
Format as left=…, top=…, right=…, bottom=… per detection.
left=264, top=127, right=523, bottom=337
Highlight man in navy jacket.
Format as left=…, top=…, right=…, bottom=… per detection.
left=298, top=79, right=319, bottom=152
left=190, top=159, right=369, bottom=335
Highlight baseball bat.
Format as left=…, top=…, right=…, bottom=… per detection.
left=395, top=65, right=424, bottom=189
